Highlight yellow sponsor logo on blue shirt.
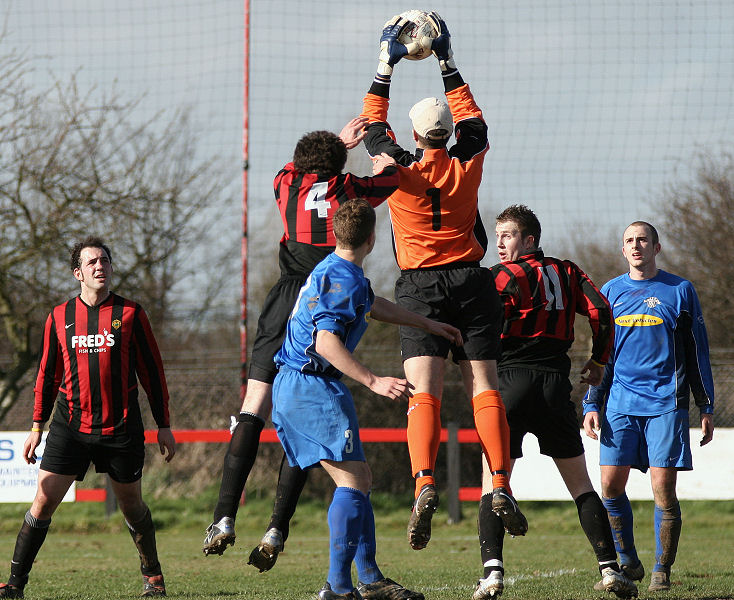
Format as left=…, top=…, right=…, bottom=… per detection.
left=615, top=314, right=664, bottom=327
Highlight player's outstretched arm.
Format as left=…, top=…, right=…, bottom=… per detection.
left=370, top=296, right=463, bottom=346
left=315, top=329, right=411, bottom=400
left=377, top=16, right=413, bottom=77
left=427, top=12, right=457, bottom=75
left=339, top=117, right=368, bottom=149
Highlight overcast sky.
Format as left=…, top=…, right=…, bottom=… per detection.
left=5, top=0, right=734, bottom=296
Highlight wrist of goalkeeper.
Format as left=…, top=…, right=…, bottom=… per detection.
left=377, top=60, right=394, bottom=79
left=437, top=55, right=457, bottom=75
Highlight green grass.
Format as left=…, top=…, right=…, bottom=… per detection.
left=0, top=496, right=732, bottom=599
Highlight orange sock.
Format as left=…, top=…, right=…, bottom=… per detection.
left=407, top=392, right=441, bottom=496
left=472, top=390, right=512, bottom=493
left=414, top=475, right=434, bottom=495
left=431, top=397, right=442, bottom=462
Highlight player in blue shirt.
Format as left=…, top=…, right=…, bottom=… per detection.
left=271, top=198, right=463, bottom=600
left=583, top=221, right=714, bottom=593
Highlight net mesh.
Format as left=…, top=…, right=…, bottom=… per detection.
left=4, top=1, right=733, bottom=425
left=7, top=0, right=733, bottom=287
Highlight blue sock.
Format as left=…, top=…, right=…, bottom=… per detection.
left=653, top=502, right=681, bottom=573
left=355, top=493, right=383, bottom=585
left=602, top=493, right=640, bottom=566
left=327, top=487, right=365, bottom=594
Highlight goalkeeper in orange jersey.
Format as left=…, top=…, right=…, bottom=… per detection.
left=359, top=12, right=527, bottom=554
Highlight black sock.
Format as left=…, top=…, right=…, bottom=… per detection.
left=9, top=511, right=52, bottom=588
left=126, top=507, right=161, bottom=577
left=575, top=491, right=618, bottom=571
left=478, top=493, right=505, bottom=577
left=213, top=412, right=264, bottom=522
left=266, top=453, right=308, bottom=543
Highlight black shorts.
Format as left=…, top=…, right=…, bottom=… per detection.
left=498, top=367, right=584, bottom=459
left=249, top=275, right=307, bottom=384
left=40, top=421, right=146, bottom=483
left=395, top=266, right=501, bottom=362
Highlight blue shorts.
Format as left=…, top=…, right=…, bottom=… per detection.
left=271, top=368, right=365, bottom=469
left=600, top=408, right=692, bottom=472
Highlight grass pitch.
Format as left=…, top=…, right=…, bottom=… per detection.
left=0, top=496, right=732, bottom=599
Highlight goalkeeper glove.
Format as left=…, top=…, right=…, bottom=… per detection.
left=427, top=12, right=457, bottom=74
left=378, top=16, right=412, bottom=77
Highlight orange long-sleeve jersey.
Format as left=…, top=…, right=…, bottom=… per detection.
left=361, top=83, right=489, bottom=270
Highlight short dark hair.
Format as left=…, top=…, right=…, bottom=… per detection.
left=415, top=133, right=450, bottom=150
left=495, top=204, right=542, bottom=246
left=332, top=199, right=376, bottom=250
left=293, top=130, right=348, bottom=177
left=625, top=221, right=659, bottom=245
left=70, top=236, right=112, bottom=271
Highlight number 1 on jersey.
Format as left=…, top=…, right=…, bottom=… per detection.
left=427, top=187, right=441, bottom=231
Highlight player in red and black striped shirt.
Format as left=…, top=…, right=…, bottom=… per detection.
left=491, top=226, right=612, bottom=376
left=473, top=205, right=637, bottom=599
left=203, top=120, right=399, bottom=566
left=34, top=287, right=170, bottom=438
left=273, top=131, right=399, bottom=276
left=0, top=237, right=175, bottom=600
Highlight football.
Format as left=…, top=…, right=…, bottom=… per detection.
left=386, top=10, right=440, bottom=61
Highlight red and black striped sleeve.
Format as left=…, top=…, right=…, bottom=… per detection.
left=342, top=168, right=399, bottom=208
left=33, top=310, right=65, bottom=423
left=492, top=263, right=522, bottom=323
left=568, top=261, right=613, bottom=365
left=133, top=305, right=170, bottom=428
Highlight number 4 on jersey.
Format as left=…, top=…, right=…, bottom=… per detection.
left=305, top=181, right=331, bottom=218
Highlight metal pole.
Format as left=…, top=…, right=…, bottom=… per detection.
left=240, top=0, right=251, bottom=402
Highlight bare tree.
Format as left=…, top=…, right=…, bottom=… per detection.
left=0, top=42, right=236, bottom=423
left=656, top=150, right=734, bottom=347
